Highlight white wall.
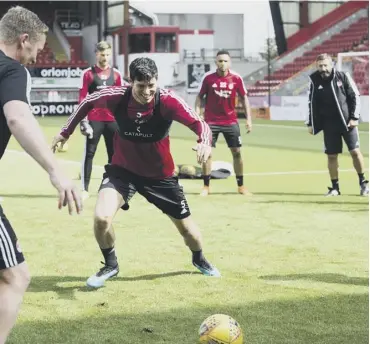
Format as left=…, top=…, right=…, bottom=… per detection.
left=132, top=0, right=274, bottom=57
left=179, top=34, right=214, bottom=53
left=361, top=96, right=369, bottom=123
left=158, top=13, right=244, bottom=52
left=81, top=25, right=98, bottom=65
left=269, top=96, right=369, bottom=122
left=270, top=97, right=308, bottom=121
left=212, top=14, right=244, bottom=51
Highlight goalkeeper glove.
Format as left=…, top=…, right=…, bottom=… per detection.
left=80, top=121, right=93, bottom=139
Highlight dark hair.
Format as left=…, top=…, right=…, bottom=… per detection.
left=129, top=57, right=158, bottom=82
left=216, top=50, right=230, bottom=57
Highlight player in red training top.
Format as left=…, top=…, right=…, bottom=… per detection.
left=78, top=41, right=126, bottom=200
left=195, top=50, right=253, bottom=196
left=52, top=57, right=221, bottom=288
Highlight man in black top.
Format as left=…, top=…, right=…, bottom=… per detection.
left=0, top=6, right=82, bottom=343
left=307, top=53, right=368, bottom=196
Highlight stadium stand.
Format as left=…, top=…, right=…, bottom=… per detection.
left=248, top=14, right=369, bottom=96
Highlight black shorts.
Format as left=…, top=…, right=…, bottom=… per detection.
left=210, top=124, right=242, bottom=148
left=0, top=205, right=25, bottom=270
left=323, top=127, right=360, bottom=154
left=99, top=165, right=191, bottom=220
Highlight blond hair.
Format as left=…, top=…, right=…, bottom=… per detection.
left=0, top=6, right=48, bottom=44
left=96, top=41, right=111, bottom=52
left=316, top=53, right=332, bottom=62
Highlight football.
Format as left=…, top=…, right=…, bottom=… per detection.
left=199, top=314, right=243, bottom=344
left=174, top=165, right=180, bottom=176
left=179, top=164, right=197, bottom=178
left=57, top=142, right=68, bottom=153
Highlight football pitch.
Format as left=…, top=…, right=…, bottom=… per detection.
left=1, top=117, right=368, bottom=344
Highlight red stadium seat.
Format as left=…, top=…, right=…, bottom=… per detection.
left=248, top=15, right=369, bottom=95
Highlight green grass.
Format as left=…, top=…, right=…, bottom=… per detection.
left=1, top=117, right=368, bottom=344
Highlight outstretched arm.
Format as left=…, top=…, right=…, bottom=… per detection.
left=60, top=86, right=127, bottom=139
left=236, top=76, right=252, bottom=133
left=194, top=94, right=203, bottom=117
left=52, top=86, right=127, bottom=152
left=239, top=95, right=252, bottom=133
left=0, top=66, right=59, bottom=175
left=163, top=90, right=212, bottom=163
left=306, top=78, right=314, bottom=134
left=344, top=72, right=361, bottom=121
left=1, top=66, right=82, bottom=214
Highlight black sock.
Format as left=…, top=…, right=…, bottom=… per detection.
left=236, top=175, right=243, bottom=187
left=192, top=250, right=204, bottom=262
left=101, top=247, right=118, bottom=267
left=358, top=173, right=365, bottom=185
left=331, top=179, right=339, bottom=190
left=203, top=175, right=211, bottom=187
left=192, top=250, right=212, bottom=269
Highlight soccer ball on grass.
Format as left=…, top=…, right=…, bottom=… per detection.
left=199, top=314, right=243, bottom=344
left=56, top=142, right=68, bottom=153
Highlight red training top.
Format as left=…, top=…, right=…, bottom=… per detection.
left=61, top=86, right=212, bottom=179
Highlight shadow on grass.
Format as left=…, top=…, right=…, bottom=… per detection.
left=259, top=273, right=369, bottom=286
left=8, top=294, right=369, bottom=344
left=254, top=192, right=334, bottom=196
left=184, top=191, right=367, bottom=205
left=172, top=134, right=369, bottom=156
left=28, top=271, right=200, bottom=299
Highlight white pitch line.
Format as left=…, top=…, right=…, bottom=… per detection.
left=253, top=124, right=308, bottom=130
left=5, top=149, right=365, bottom=177
left=253, top=123, right=369, bottom=134
left=6, top=149, right=104, bottom=168
left=244, top=169, right=359, bottom=176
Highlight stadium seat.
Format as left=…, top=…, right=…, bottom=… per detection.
left=248, top=15, right=369, bottom=97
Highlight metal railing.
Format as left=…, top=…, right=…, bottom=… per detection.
left=243, top=9, right=368, bottom=87
left=182, top=49, right=264, bottom=62
left=54, top=9, right=84, bottom=26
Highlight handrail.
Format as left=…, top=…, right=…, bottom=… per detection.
left=52, top=21, right=71, bottom=60
left=286, top=1, right=368, bottom=52
left=182, top=49, right=263, bottom=62
left=54, top=9, right=84, bottom=24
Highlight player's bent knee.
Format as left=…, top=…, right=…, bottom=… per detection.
left=94, top=216, right=112, bottom=231
left=1, top=262, right=30, bottom=293
left=231, top=150, right=242, bottom=159
left=172, top=216, right=200, bottom=237
left=96, top=188, right=124, bottom=215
